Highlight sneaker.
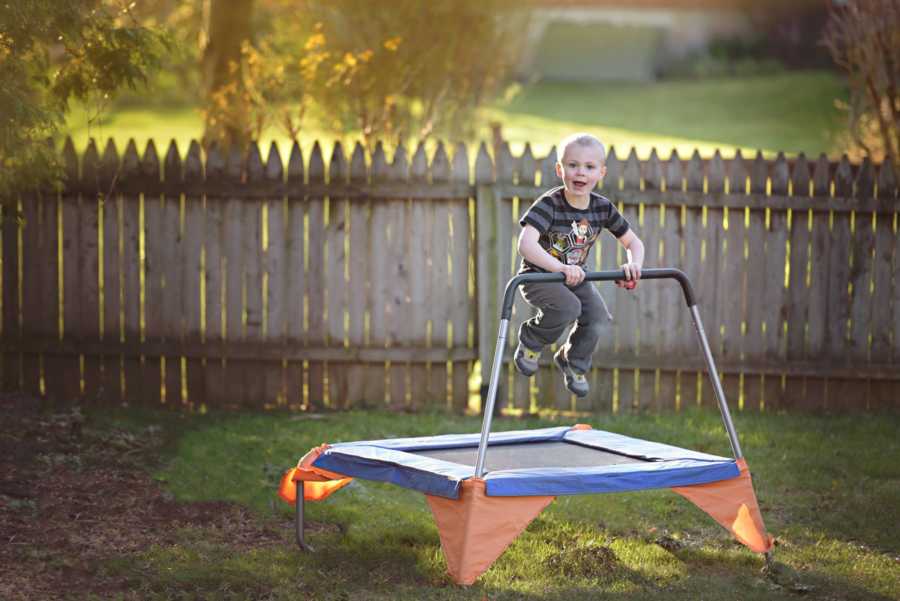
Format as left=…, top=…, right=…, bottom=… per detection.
left=513, top=343, right=541, bottom=376
left=554, top=348, right=589, bottom=397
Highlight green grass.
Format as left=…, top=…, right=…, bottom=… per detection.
left=63, top=71, right=848, bottom=161
left=93, top=407, right=900, bottom=600
left=482, top=71, right=847, bottom=159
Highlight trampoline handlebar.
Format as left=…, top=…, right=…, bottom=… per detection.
left=500, top=268, right=696, bottom=320
left=475, top=267, right=742, bottom=478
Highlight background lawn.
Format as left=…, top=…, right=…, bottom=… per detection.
left=84, top=406, right=900, bottom=600
left=63, top=71, right=848, bottom=162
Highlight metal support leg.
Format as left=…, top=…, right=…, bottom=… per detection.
left=294, top=480, right=314, bottom=552
left=475, top=318, right=510, bottom=478
left=689, top=305, right=743, bottom=459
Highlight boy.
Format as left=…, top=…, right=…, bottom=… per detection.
left=514, top=133, right=644, bottom=397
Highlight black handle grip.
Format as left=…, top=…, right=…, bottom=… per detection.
left=500, top=268, right=696, bottom=319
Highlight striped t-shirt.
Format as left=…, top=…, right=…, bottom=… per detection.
left=518, top=186, right=629, bottom=273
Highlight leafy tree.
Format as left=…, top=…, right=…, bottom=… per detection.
left=0, top=1, right=167, bottom=205
left=194, top=0, right=525, bottom=149
left=823, top=0, right=900, bottom=167
left=201, top=0, right=256, bottom=149
left=294, top=0, right=525, bottom=145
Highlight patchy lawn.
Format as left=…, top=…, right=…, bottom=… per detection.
left=0, top=395, right=285, bottom=601
left=2, top=395, right=898, bottom=600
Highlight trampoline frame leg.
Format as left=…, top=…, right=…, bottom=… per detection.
left=688, top=304, right=743, bottom=460
left=475, top=318, right=510, bottom=478
left=295, top=480, right=314, bottom=552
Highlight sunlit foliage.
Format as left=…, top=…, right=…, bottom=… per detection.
left=0, top=1, right=167, bottom=203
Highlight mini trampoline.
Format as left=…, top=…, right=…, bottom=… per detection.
left=279, top=269, right=773, bottom=585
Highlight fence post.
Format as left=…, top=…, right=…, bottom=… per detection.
left=474, top=143, right=497, bottom=409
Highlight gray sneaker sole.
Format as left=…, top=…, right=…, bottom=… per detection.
left=514, top=353, right=539, bottom=377
left=554, top=352, right=589, bottom=397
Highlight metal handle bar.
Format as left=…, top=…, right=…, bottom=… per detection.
left=474, top=268, right=742, bottom=479
left=500, top=268, right=696, bottom=320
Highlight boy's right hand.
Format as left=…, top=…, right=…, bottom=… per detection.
left=558, top=264, right=585, bottom=287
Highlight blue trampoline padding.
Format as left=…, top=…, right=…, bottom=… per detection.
left=311, top=426, right=739, bottom=499
left=482, top=460, right=739, bottom=496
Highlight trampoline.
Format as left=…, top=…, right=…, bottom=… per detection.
left=279, top=269, right=773, bottom=584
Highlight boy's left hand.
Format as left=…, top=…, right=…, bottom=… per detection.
left=616, top=262, right=642, bottom=290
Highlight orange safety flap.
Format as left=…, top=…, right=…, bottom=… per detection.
left=671, top=458, right=774, bottom=553
left=572, top=423, right=593, bottom=431
left=277, top=444, right=353, bottom=505
left=426, top=479, right=554, bottom=585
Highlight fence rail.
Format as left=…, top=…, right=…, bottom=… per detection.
left=2, top=137, right=898, bottom=413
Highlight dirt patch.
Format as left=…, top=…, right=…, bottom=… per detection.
left=0, top=394, right=285, bottom=601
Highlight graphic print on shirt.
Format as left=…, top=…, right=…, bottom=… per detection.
left=548, top=218, right=599, bottom=266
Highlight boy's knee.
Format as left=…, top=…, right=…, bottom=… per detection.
left=557, top=296, right=582, bottom=323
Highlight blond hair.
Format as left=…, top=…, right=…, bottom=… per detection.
left=557, top=133, right=606, bottom=164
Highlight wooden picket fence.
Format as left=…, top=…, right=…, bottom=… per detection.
left=2, top=137, right=898, bottom=413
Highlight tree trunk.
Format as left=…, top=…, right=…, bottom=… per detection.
left=202, top=0, right=255, bottom=150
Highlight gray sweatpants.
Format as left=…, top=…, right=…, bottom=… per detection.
left=517, top=281, right=609, bottom=374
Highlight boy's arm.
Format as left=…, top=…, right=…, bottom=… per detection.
left=615, top=229, right=644, bottom=288
left=517, top=225, right=585, bottom=286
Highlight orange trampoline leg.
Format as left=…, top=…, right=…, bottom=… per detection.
left=671, top=458, right=774, bottom=553
left=426, top=479, right=554, bottom=585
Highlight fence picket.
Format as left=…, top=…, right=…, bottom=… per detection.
left=689, top=151, right=718, bottom=405
left=713, top=152, right=743, bottom=410
left=306, top=143, right=326, bottom=408
left=408, top=142, right=430, bottom=408
left=496, top=143, right=518, bottom=411
left=450, top=143, right=473, bottom=411
left=427, top=143, right=450, bottom=409
left=345, top=142, right=369, bottom=407
left=120, top=141, right=142, bottom=403
left=1, top=192, right=20, bottom=393
left=220, top=146, right=245, bottom=406
left=850, top=159, right=876, bottom=408
left=326, top=143, right=349, bottom=407
left=875, top=159, right=898, bottom=405
left=161, top=141, right=183, bottom=405
left=366, top=143, right=390, bottom=406
left=79, top=141, right=102, bottom=402
left=285, top=142, right=305, bottom=407
left=241, top=143, right=267, bottom=407
left=98, top=139, right=121, bottom=404
left=877, top=161, right=897, bottom=199
left=183, top=141, right=205, bottom=408
left=783, top=154, right=812, bottom=408
left=826, top=157, right=856, bottom=409
left=389, top=143, right=410, bottom=408
left=203, top=145, right=226, bottom=406
left=892, top=209, right=900, bottom=410
left=140, top=141, right=163, bottom=404
left=21, top=193, right=42, bottom=397
left=475, top=143, right=496, bottom=413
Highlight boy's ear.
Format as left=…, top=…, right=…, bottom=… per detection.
left=555, top=161, right=563, bottom=179
left=599, top=164, right=607, bottom=179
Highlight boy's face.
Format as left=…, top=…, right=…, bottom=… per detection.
left=556, top=143, right=606, bottom=198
